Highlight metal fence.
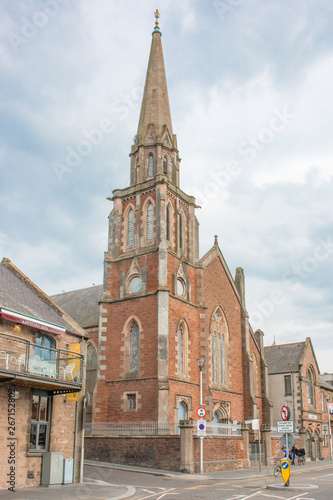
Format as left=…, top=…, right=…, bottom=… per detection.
left=85, top=421, right=242, bottom=437
left=85, top=421, right=180, bottom=436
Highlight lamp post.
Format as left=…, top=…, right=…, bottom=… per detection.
left=197, top=357, right=205, bottom=474
left=326, top=395, right=332, bottom=460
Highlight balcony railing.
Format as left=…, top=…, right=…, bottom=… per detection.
left=0, top=332, right=83, bottom=385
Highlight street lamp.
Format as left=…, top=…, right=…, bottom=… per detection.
left=326, top=395, right=332, bottom=460
left=197, top=358, right=205, bottom=406
left=197, top=358, right=205, bottom=474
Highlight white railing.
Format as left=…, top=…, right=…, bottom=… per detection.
left=85, top=421, right=242, bottom=437
left=201, top=422, right=242, bottom=437
left=85, top=421, right=180, bottom=436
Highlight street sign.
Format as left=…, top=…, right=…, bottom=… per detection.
left=281, top=405, right=290, bottom=421
left=197, top=407, right=206, bottom=418
left=281, top=433, right=295, bottom=448
left=323, top=424, right=328, bottom=435
left=197, top=418, right=206, bottom=437
left=281, top=459, right=290, bottom=485
left=329, top=403, right=333, bottom=414
left=277, top=420, right=294, bottom=433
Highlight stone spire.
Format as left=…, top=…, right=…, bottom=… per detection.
left=136, top=10, right=173, bottom=142
left=130, top=11, right=180, bottom=187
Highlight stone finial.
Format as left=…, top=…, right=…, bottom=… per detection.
left=214, top=235, right=218, bottom=246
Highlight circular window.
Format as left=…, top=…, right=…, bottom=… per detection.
left=177, top=279, right=185, bottom=297
left=129, top=276, right=143, bottom=294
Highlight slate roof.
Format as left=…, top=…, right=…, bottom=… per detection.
left=0, top=259, right=87, bottom=337
left=264, top=342, right=305, bottom=374
left=51, top=285, right=103, bottom=329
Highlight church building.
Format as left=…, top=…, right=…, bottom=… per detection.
left=92, top=12, right=272, bottom=441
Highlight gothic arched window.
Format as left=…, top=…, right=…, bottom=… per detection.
left=130, top=321, right=139, bottom=372
left=178, top=324, right=183, bottom=373
left=177, top=321, right=189, bottom=376
left=147, top=203, right=153, bottom=241
left=166, top=204, right=170, bottom=241
left=179, top=213, right=183, bottom=250
left=127, top=208, right=134, bottom=246
left=163, top=156, right=168, bottom=175
left=210, top=307, right=229, bottom=386
left=148, top=154, right=154, bottom=177
left=307, top=367, right=315, bottom=405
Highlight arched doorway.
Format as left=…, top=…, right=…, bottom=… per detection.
left=213, top=411, right=220, bottom=435
left=177, top=401, right=187, bottom=434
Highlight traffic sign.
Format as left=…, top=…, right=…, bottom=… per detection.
left=280, top=459, right=290, bottom=485
left=197, top=418, right=206, bottom=437
left=277, top=420, right=293, bottom=433
left=281, top=405, right=290, bottom=421
left=197, top=407, right=206, bottom=418
left=281, top=433, right=295, bottom=448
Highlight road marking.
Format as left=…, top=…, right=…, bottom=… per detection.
left=138, top=488, right=178, bottom=500
left=260, top=494, right=285, bottom=499
left=310, top=472, right=333, bottom=478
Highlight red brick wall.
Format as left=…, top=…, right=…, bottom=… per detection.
left=85, top=436, right=181, bottom=470
left=194, top=436, right=247, bottom=472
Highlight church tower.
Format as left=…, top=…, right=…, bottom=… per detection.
left=96, top=11, right=202, bottom=425
left=94, top=12, right=271, bottom=439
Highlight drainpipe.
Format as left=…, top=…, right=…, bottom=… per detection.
left=79, top=397, right=86, bottom=483
left=73, top=400, right=78, bottom=483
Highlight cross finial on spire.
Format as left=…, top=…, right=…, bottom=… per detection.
left=154, top=9, right=160, bottom=26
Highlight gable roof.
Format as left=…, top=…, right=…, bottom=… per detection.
left=264, top=342, right=305, bottom=374
left=0, top=258, right=87, bottom=338
left=51, top=285, right=103, bottom=328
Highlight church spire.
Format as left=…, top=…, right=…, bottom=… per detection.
left=130, top=11, right=180, bottom=188
left=136, top=10, right=173, bottom=143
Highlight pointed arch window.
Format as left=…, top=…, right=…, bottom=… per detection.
left=211, top=333, right=217, bottom=382
left=127, top=209, right=134, bottom=246
left=219, top=335, right=225, bottom=384
left=178, top=324, right=183, bottom=373
left=177, top=321, right=189, bottom=377
left=179, top=213, right=183, bottom=250
left=210, top=307, right=229, bottom=386
left=163, top=156, right=168, bottom=175
left=307, top=367, right=315, bottom=405
left=148, top=154, right=154, bottom=177
left=130, top=321, right=139, bottom=372
left=166, top=204, right=170, bottom=241
left=147, top=203, right=153, bottom=241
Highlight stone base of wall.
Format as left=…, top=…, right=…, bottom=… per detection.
left=85, top=436, right=181, bottom=471
left=85, top=435, right=249, bottom=473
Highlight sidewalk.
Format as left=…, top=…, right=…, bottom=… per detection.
left=1, top=459, right=331, bottom=499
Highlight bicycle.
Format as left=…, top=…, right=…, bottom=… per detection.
left=273, top=464, right=281, bottom=477
left=297, top=454, right=305, bottom=465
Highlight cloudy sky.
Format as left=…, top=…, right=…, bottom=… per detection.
left=1, top=1, right=332, bottom=372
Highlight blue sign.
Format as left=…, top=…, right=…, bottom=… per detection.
left=199, top=423, right=205, bottom=430
left=282, top=461, right=289, bottom=469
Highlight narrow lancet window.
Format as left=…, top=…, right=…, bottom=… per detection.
left=163, top=156, right=168, bottom=175
left=147, top=203, right=153, bottom=241
left=130, top=321, right=139, bottom=372
left=166, top=204, right=170, bottom=241
left=148, top=154, right=154, bottom=177
left=127, top=209, right=134, bottom=246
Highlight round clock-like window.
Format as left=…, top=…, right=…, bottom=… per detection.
left=177, top=278, right=185, bottom=297
left=129, top=276, right=142, bottom=294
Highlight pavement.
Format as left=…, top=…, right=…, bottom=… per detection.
left=0, top=459, right=331, bottom=499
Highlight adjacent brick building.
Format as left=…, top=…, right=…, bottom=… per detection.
left=0, top=258, right=87, bottom=490
left=265, top=338, right=333, bottom=461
